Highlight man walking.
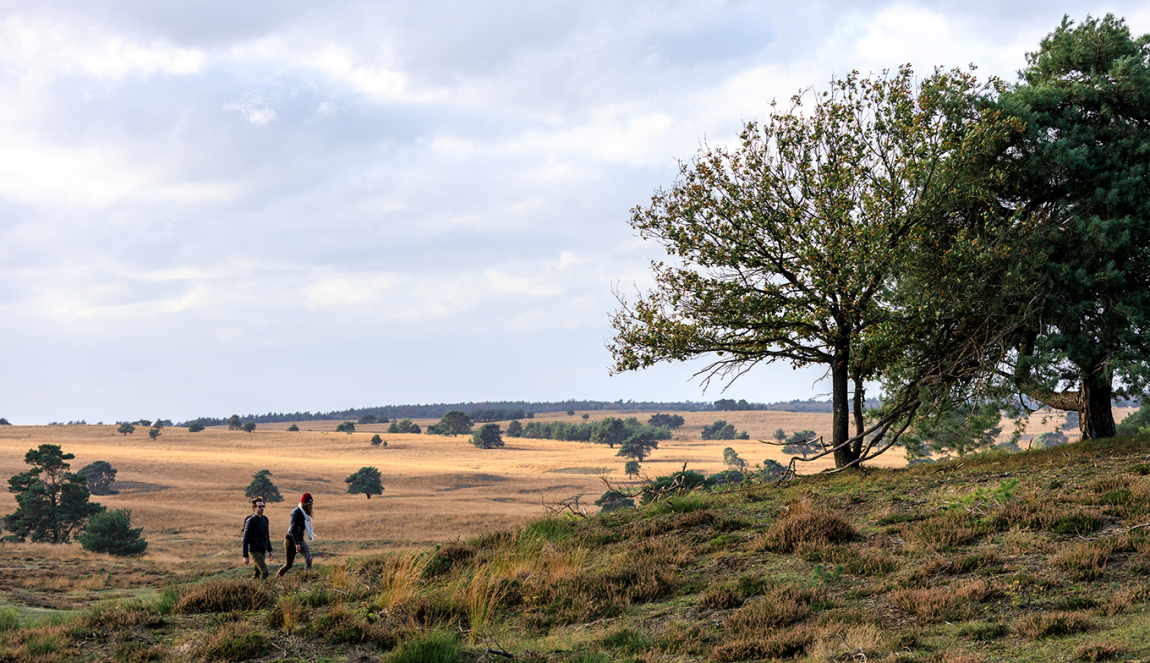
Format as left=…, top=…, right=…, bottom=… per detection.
left=241, top=496, right=274, bottom=579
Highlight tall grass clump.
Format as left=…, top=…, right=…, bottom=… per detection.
left=173, top=579, right=274, bottom=613
left=461, top=573, right=507, bottom=642
left=757, top=503, right=855, bottom=553
left=0, top=608, right=19, bottom=634
left=389, top=629, right=461, bottom=663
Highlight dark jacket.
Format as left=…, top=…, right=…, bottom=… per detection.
left=241, top=513, right=272, bottom=557
left=286, top=506, right=309, bottom=547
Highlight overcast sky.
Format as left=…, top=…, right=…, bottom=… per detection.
left=1, top=2, right=1147, bottom=424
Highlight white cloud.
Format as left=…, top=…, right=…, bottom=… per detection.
left=223, top=97, right=278, bottom=126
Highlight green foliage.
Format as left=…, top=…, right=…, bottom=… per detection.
left=624, top=460, right=641, bottom=478
left=287, top=423, right=300, bottom=431
left=345, top=466, right=384, bottom=499
left=782, top=430, right=820, bottom=458
left=648, top=413, right=685, bottom=428
left=370, top=434, right=383, bottom=446
left=616, top=432, right=658, bottom=461
left=1116, top=403, right=1150, bottom=436
left=187, top=420, right=205, bottom=433
left=227, top=415, right=241, bottom=431
left=1032, top=430, right=1068, bottom=449
left=701, top=420, right=743, bottom=440
left=3, top=444, right=104, bottom=543
left=430, top=410, right=472, bottom=436
left=388, top=419, right=421, bottom=434
left=389, top=629, right=461, bottom=663
left=505, top=419, right=524, bottom=437
left=642, top=470, right=707, bottom=504
left=242, top=421, right=256, bottom=433
left=0, top=417, right=10, bottom=425
left=244, top=469, right=284, bottom=503
left=773, top=428, right=786, bottom=442
left=77, top=508, right=148, bottom=556
left=609, top=66, right=1007, bottom=468
left=117, top=422, right=135, bottom=436
left=908, top=405, right=1003, bottom=458
left=77, top=461, right=117, bottom=496
left=148, top=427, right=161, bottom=440
left=723, top=447, right=747, bottom=470
left=335, top=421, right=355, bottom=433
left=595, top=490, right=635, bottom=513
left=471, top=423, right=504, bottom=449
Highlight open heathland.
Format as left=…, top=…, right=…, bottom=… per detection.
left=0, top=412, right=1149, bottom=661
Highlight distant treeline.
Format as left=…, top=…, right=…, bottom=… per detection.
left=177, top=399, right=714, bottom=426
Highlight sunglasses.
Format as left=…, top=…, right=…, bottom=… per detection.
left=255, top=505, right=265, bottom=508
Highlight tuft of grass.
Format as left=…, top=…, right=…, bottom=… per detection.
left=650, top=493, right=710, bottom=515
left=904, top=515, right=977, bottom=551
left=1012, top=611, right=1095, bottom=640
left=389, top=629, right=461, bottom=663
left=0, top=608, right=19, bottom=634
left=308, top=604, right=396, bottom=646
left=1052, top=540, right=1115, bottom=581
left=725, top=584, right=818, bottom=631
left=711, top=623, right=819, bottom=662
left=890, top=579, right=997, bottom=623
left=757, top=505, right=855, bottom=552
left=1075, top=641, right=1127, bottom=661
left=173, top=580, right=274, bottom=614
left=192, top=622, right=270, bottom=662
left=461, top=572, right=507, bottom=642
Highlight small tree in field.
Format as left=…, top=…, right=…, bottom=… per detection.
left=370, top=434, right=383, bottom=447
left=77, top=509, right=147, bottom=556
left=117, top=422, right=135, bottom=436
left=505, top=420, right=524, bottom=437
left=148, top=427, right=161, bottom=440
left=242, top=421, right=256, bottom=433
left=723, top=447, right=747, bottom=471
left=773, top=428, right=786, bottom=443
left=244, top=469, right=283, bottom=503
left=287, top=424, right=300, bottom=431
left=346, top=467, right=384, bottom=499
left=434, top=411, right=472, bottom=436
left=77, top=461, right=118, bottom=496
left=617, top=432, right=658, bottom=462
left=335, top=421, right=355, bottom=434
left=188, top=420, right=205, bottom=433
left=471, top=424, right=504, bottom=449
left=624, top=460, right=641, bottom=478
left=227, top=415, right=242, bottom=431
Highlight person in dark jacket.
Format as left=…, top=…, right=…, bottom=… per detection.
left=276, top=492, right=316, bottom=577
left=241, top=496, right=274, bottom=579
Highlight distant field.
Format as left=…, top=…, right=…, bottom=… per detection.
left=0, top=407, right=1130, bottom=564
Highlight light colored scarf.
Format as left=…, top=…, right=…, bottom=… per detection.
left=298, top=504, right=316, bottom=541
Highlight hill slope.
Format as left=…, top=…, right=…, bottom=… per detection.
left=4, top=435, right=1150, bottom=661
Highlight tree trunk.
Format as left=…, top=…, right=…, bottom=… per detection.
left=1079, top=367, right=1116, bottom=439
left=831, top=347, right=859, bottom=468
left=852, top=375, right=865, bottom=456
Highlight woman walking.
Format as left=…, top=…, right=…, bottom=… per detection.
left=276, top=493, right=317, bottom=577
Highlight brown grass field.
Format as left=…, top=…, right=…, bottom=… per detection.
left=0, top=408, right=1129, bottom=565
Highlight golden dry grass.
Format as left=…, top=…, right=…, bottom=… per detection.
left=0, top=406, right=1130, bottom=564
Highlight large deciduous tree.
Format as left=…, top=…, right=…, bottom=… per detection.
left=3, top=445, right=104, bottom=543
left=993, top=15, right=1150, bottom=439
left=610, top=67, right=1007, bottom=468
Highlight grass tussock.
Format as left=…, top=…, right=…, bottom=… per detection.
left=757, top=502, right=855, bottom=552
left=711, top=623, right=819, bottom=662
left=1051, top=539, right=1117, bottom=581
left=890, top=579, right=998, bottom=623
left=1012, top=611, right=1095, bottom=640
left=725, top=584, right=819, bottom=631
left=173, top=580, right=274, bottom=613
left=1075, top=641, right=1127, bottom=661
left=191, top=622, right=271, bottom=662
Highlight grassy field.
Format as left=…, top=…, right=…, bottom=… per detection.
left=0, top=408, right=1139, bottom=662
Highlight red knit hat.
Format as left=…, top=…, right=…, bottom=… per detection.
left=301, top=493, right=313, bottom=503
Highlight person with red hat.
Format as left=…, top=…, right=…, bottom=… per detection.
left=275, top=492, right=317, bottom=577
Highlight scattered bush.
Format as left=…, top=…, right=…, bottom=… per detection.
left=757, top=506, right=855, bottom=552
left=192, top=622, right=271, bottom=661
left=1012, top=611, right=1095, bottom=640
left=389, top=629, right=462, bottom=663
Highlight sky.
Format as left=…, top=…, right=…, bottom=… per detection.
left=1, top=1, right=1148, bottom=424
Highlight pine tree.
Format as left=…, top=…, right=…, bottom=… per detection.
left=3, top=445, right=104, bottom=543
left=345, top=467, right=384, bottom=499
left=77, top=509, right=147, bottom=556
left=244, top=469, right=283, bottom=503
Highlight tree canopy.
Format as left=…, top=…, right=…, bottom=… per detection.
left=3, top=445, right=104, bottom=544
left=346, top=467, right=384, bottom=499
left=244, top=469, right=284, bottom=503
left=77, top=461, right=118, bottom=496
left=610, top=66, right=1013, bottom=469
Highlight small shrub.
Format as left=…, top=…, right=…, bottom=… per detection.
left=77, top=508, right=148, bottom=556
left=309, top=605, right=396, bottom=645
left=711, top=624, right=818, bottom=662
left=674, top=509, right=715, bottom=528
left=890, top=580, right=996, bottom=623
left=173, top=580, right=274, bottom=613
left=904, top=515, right=977, bottom=550
left=0, top=608, right=19, bottom=633
left=700, top=585, right=742, bottom=610
left=1012, top=611, right=1095, bottom=640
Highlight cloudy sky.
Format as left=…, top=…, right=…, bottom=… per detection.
left=1, top=1, right=1147, bottom=424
